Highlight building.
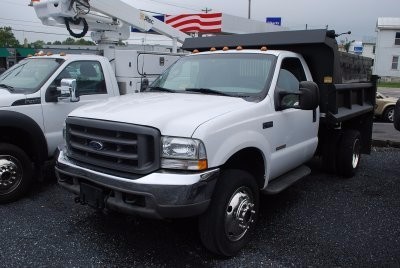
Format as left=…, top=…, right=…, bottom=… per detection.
left=373, top=17, right=400, bottom=81
left=361, top=37, right=376, bottom=60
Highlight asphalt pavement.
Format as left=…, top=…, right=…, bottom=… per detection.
left=1, top=147, right=399, bottom=267
left=0, top=87, right=398, bottom=267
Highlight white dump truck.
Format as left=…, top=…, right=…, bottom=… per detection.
left=55, top=29, right=376, bottom=256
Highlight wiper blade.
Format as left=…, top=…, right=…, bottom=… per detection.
left=147, top=86, right=175, bottom=93
left=0, top=83, right=15, bottom=92
left=185, top=88, right=232, bottom=96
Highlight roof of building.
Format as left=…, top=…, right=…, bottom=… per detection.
left=376, top=17, right=400, bottom=29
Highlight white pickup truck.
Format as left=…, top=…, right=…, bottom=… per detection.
left=55, top=30, right=377, bottom=256
left=0, top=50, right=181, bottom=203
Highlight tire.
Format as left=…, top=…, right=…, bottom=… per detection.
left=383, top=106, right=394, bottom=123
left=0, top=143, right=33, bottom=203
left=336, top=130, right=361, bottom=178
left=198, top=169, right=259, bottom=256
left=394, top=99, right=400, bottom=131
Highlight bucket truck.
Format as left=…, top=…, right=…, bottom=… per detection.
left=0, top=0, right=189, bottom=203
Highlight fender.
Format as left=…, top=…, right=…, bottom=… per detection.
left=0, top=110, right=48, bottom=165
left=204, top=129, right=273, bottom=188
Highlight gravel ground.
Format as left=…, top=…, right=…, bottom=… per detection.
left=1, top=147, right=399, bottom=267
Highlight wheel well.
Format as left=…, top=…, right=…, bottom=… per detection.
left=0, top=127, right=37, bottom=164
left=221, top=147, right=265, bottom=189
left=383, top=105, right=394, bottom=113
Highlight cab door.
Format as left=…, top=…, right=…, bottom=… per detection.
left=41, top=60, right=111, bottom=156
left=266, top=56, right=319, bottom=179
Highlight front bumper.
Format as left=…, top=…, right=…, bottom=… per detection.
left=56, top=149, right=219, bottom=219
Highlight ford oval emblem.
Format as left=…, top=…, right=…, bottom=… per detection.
left=88, top=140, right=104, bottom=151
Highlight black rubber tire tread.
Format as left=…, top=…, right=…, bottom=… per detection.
left=393, top=99, right=400, bottom=131
left=336, top=130, right=361, bottom=178
left=0, top=143, right=33, bottom=203
left=383, top=106, right=395, bottom=123
left=198, top=169, right=259, bottom=257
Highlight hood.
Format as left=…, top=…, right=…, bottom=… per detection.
left=0, top=88, right=25, bottom=108
left=382, top=96, right=398, bottom=103
left=69, top=93, right=253, bottom=137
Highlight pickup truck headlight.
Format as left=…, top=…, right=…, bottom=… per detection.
left=161, top=136, right=207, bottom=170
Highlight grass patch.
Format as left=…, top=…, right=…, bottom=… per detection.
left=378, top=82, right=400, bottom=88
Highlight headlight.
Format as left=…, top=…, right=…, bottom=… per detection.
left=161, top=136, right=207, bottom=170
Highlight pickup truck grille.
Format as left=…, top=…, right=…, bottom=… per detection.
left=65, top=117, right=160, bottom=177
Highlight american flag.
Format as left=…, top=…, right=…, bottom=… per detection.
left=165, top=13, right=222, bottom=33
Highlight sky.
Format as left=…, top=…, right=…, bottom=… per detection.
left=0, top=0, right=399, bottom=46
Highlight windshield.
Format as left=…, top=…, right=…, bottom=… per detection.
left=0, top=58, right=63, bottom=94
left=150, top=53, right=276, bottom=99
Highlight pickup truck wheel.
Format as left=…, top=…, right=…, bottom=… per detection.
left=0, top=143, right=33, bottom=203
left=198, top=169, right=259, bottom=256
left=383, top=106, right=395, bottom=123
left=336, top=130, right=361, bottom=178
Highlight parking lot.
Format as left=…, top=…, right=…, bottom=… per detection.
left=1, top=147, right=399, bottom=267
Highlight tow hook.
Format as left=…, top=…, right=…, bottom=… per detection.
left=74, top=196, right=84, bottom=204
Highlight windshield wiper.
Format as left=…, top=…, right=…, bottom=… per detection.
left=185, top=88, right=232, bottom=97
left=0, top=83, right=15, bottom=92
left=147, top=86, right=175, bottom=93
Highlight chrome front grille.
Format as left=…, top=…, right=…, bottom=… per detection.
left=65, top=117, right=160, bottom=176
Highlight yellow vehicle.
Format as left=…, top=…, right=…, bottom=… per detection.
left=375, top=92, right=398, bottom=122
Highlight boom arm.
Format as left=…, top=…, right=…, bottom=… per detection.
left=32, top=0, right=189, bottom=44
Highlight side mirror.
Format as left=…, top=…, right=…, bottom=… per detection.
left=298, top=81, right=319, bottom=110
left=277, top=81, right=319, bottom=111
left=140, top=78, right=149, bottom=92
left=58, top=78, right=80, bottom=102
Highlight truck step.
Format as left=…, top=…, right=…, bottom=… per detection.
left=264, top=165, right=311, bottom=195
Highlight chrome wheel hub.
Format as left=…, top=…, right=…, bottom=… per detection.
left=388, top=109, right=394, bottom=122
left=352, top=140, right=360, bottom=169
left=0, top=156, right=23, bottom=194
left=225, top=186, right=256, bottom=242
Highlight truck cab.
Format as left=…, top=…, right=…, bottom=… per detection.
left=0, top=53, right=119, bottom=203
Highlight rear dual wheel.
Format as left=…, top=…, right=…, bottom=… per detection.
left=336, top=130, right=361, bottom=177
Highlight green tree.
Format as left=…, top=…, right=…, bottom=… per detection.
left=53, top=40, right=62, bottom=45
left=62, top=37, right=76, bottom=45
left=31, top=40, right=45, bottom=49
left=0, top=27, right=19, bottom=47
left=340, top=38, right=355, bottom=53
left=75, top=38, right=95, bottom=45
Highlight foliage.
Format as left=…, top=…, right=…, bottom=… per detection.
left=31, top=40, right=45, bottom=49
left=377, top=82, right=400, bottom=88
left=61, top=37, right=94, bottom=45
left=339, top=38, right=354, bottom=53
left=0, top=27, right=20, bottom=47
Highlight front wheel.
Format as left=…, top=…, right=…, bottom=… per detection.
left=0, top=143, right=33, bottom=203
left=383, top=106, right=394, bottom=123
left=198, top=169, right=259, bottom=256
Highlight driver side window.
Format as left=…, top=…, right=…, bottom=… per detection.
left=47, top=61, right=106, bottom=101
left=275, top=57, right=306, bottom=110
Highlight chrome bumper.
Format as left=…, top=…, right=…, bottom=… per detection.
left=56, top=149, right=219, bottom=219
